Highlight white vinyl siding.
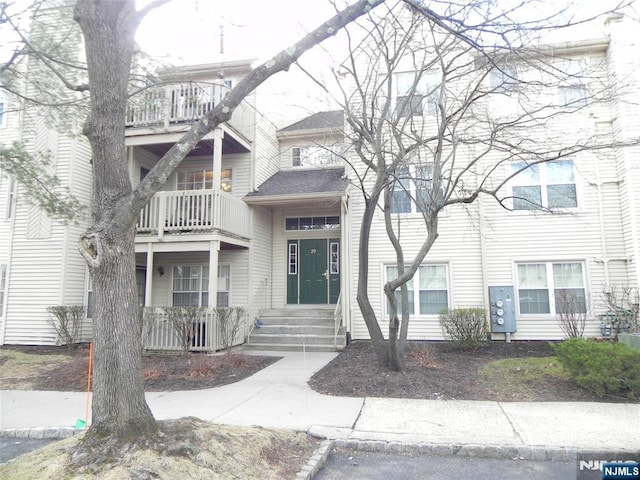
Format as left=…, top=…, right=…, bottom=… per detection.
left=0, top=264, right=6, bottom=316
left=395, top=70, right=439, bottom=117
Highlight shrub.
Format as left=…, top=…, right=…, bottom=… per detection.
left=47, top=305, right=85, bottom=349
left=439, top=308, right=488, bottom=350
left=551, top=339, right=640, bottom=398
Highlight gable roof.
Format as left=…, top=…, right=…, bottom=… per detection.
left=244, top=167, right=348, bottom=203
left=279, top=110, right=344, bottom=133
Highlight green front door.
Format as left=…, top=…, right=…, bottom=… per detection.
left=299, top=239, right=328, bottom=304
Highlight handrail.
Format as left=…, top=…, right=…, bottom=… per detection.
left=334, top=292, right=342, bottom=349
left=247, top=278, right=269, bottom=343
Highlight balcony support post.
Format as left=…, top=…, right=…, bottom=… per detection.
left=208, top=240, right=220, bottom=309
left=144, top=244, right=154, bottom=307
left=212, top=127, right=223, bottom=191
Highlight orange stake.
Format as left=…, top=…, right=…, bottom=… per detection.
left=84, top=342, right=93, bottom=425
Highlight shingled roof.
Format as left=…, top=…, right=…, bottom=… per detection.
left=279, top=110, right=344, bottom=133
left=245, top=167, right=348, bottom=200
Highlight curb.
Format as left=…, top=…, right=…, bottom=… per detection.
left=300, top=430, right=639, bottom=479
left=0, top=427, right=81, bottom=440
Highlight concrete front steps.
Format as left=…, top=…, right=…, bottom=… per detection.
left=245, top=308, right=346, bottom=352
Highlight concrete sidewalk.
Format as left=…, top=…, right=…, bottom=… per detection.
left=1, top=351, right=639, bottom=455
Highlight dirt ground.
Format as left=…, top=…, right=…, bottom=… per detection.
left=308, top=340, right=638, bottom=403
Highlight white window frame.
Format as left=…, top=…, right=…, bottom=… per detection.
left=557, top=59, right=588, bottom=109
left=85, top=273, right=93, bottom=319
left=389, top=164, right=443, bottom=215
left=288, top=243, right=298, bottom=275
left=291, top=145, right=340, bottom=168
left=175, top=168, right=233, bottom=192
left=510, top=160, right=578, bottom=211
left=0, top=264, right=7, bottom=318
left=516, top=261, right=587, bottom=316
left=489, top=65, right=518, bottom=93
left=217, top=263, right=231, bottom=308
left=394, top=70, right=439, bottom=117
left=0, top=94, right=6, bottom=128
left=171, top=265, right=209, bottom=307
left=384, top=263, right=450, bottom=316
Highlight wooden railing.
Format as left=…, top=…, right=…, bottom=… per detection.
left=142, top=307, right=247, bottom=353
left=137, top=189, right=251, bottom=239
left=126, top=81, right=254, bottom=141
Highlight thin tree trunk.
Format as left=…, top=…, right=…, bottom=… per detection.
left=357, top=196, right=388, bottom=367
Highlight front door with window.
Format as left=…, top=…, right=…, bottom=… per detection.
left=287, top=239, right=340, bottom=304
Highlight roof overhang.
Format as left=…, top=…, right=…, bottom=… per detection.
left=243, top=191, right=346, bottom=207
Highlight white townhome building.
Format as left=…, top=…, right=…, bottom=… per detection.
left=0, top=8, right=638, bottom=349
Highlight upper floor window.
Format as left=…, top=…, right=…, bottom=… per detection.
left=517, top=262, right=586, bottom=315
left=385, top=264, right=449, bottom=315
left=291, top=146, right=340, bottom=168
left=0, top=264, right=7, bottom=317
left=557, top=59, right=587, bottom=109
left=176, top=168, right=232, bottom=192
left=489, top=65, right=518, bottom=93
left=0, top=96, right=5, bottom=127
left=395, top=70, right=439, bottom=117
left=511, top=160, right=577, bottom=210
left=390, top=164, right=444, bottom=214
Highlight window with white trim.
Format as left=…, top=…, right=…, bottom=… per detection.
left=0, top=95, right=6, bottom=127
left=217, top=265, right=230, bottom=307
left=390, top=164, right=444, bottom=214
left=517, top=262, right=586, bottom=315
left=511, top=160, right=577, bottom=210
left=385, top=264, right=449, bottom=315
left=394, top=70, right=439, bottom=117
left=288, top=243, right=298, bottom=275
left=557, top=60, right=587, bottom=109
left=0, top=264, right=7, bottom=317
left=176, top=168, right=232, bottom=192
left=172, top=265, right=209, bottom=307
left=489, top=65, right=518, bottom=93
left=330, top=242, right=339, bottom=275
left=291, top=146, right=340, bottom=168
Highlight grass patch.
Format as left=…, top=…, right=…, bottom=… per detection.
left=478, top=356, right=570, bottom=400
left=0, top=349, right=72, bottom=389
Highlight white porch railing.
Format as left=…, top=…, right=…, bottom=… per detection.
left=137, top=189, right=251, bottom=239
left=246, top=279, right=270, bottom=343
left=126, top=81, right=254, bottom=141
left=334, top=293, right=343, bottom=349
left=143, top=307, right=247, bottom=353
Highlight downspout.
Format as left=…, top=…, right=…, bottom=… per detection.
left=341, top=193, right=351, bottom=338
left=594, top=150, right=610, bottom=288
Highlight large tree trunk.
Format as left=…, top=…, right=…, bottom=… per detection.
left=74, top=0, right=157, bottom=448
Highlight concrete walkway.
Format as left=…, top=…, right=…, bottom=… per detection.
left=1, top=351, right=639, bottom=454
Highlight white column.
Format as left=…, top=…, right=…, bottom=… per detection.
left=208, top=240, right=220, bottom=308
left=212, top=128, right=223, bottom=191
left=144, top=244, right=154, bottom=307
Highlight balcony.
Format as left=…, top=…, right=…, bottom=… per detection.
left=126, top=82, right=254, bottom=141
left=137, top=190, right=251, bottom=240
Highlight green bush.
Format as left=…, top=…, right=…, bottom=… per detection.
left=551, top=339, right=640, bottom=398
left=439, top=308, right=488, bottom=350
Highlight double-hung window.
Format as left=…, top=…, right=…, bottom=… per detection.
left=291, top=146, right=340, bottom=168
left=390, top=164, right=443, bottom=214
left=176, top=169, right=232, bottom=192
left=517, top=262, right=586, bottom=315
left=557, top=60, right=588, bottom=109
left=395, top=70, right=439, bottom=117
left=511, top=160, right=577, bottom=210
left=385, top=264, right=449, bottom=315
left=489, top=65, right=518, bottom=93
left=0, top=264, right=6, bottom=317
left=172, top=265, right=230, bottom=307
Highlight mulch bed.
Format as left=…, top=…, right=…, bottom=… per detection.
left=308, top=340, right=638, bottom=403
left=5, top=345, right=279, bottom=392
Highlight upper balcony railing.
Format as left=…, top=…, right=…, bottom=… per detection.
left=126, top=82, right=254, bottom=141
left=137, top=189, right=251, bottom=240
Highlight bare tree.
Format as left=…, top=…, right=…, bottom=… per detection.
left=336, top=2, right=633, bottom=369
left=1, top=0, right=395, bottom=463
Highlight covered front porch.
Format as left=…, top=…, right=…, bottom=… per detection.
left=134, top=241, right=257, bottom=352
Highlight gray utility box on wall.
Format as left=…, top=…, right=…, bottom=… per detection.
left=489, top=286, right=517, bottom=333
